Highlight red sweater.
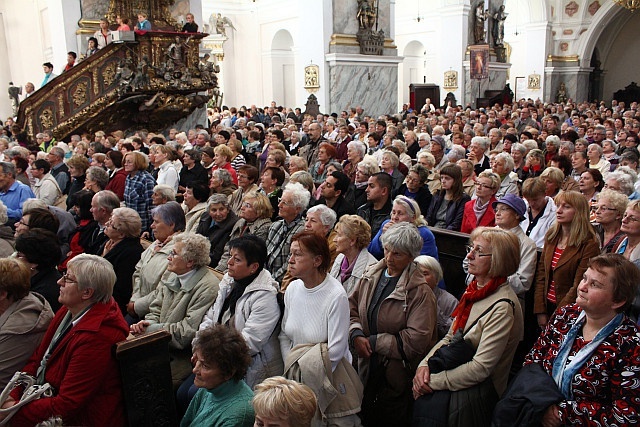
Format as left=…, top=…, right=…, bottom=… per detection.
left=460, top=196, right=497, bottom=234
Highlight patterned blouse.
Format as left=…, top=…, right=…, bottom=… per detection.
left=525, top=304, right=640, bottom=426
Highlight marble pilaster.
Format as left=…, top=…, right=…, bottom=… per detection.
left=544, top=65, right=592, bottom=103
left=326, top=53, right=402, bottom=117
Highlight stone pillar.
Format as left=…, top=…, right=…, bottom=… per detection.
left=544, top=64, right=592, bottom=103
left=438, top=3, right=471, bottom=107
left=326, top=0, right=402, bottom=116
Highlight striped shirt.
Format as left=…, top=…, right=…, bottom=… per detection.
left=547, top=246, right=564, bottom=304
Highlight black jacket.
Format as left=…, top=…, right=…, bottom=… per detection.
left=426, top=192, right=470, bottom=232
left=196, top=210, right=239, bottom=268
left=103, top=237, right=144, bottom=315
left=392, top=184, right=432, bottom=217
left=356, top=199, right=392, bottom=238
left=315, top=195, right=355, bottom=220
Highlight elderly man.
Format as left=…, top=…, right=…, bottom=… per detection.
left=31, top=159, right=62, bottom=206
left=468, top=136, right=491, bottom=176
left=47, top=147, right=70, bottom=194
left=265, top=182, right=310, bottom=283
left=130, top=232, right=219, bottom=385
left=86, top=190, right=121, bottom=255
left=0, top=161, right=35, bottom=225
left=514, top=107, right=538, bottom=133
left=298, top=123, right=325, bottom=167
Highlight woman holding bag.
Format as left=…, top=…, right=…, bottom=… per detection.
left=412, top=227, right=523, bottom=427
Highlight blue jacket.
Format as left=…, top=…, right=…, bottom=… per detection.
left=368, top=219, right=439, bottom=260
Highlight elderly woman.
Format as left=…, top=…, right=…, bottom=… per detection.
left=426, top=164, right=471, bottom=231
left=310, top=142, right=337, bottom=187
left=0, top=258, right=53, bottom=390
left=183, top=182, right=210, bottom=233
left=200, top=235, right=282, bottom=388
left=253, top=377, right=317, bottom=427
left=127, top=202, right=185, bottom=322
left=152, top=144, right=179, bottom=192
left=354, top=158, right=380, bottom=208
left=210, top=144, right=239, bottom=185
left=540, top=166, right=565, bottom=198
left=280, top=231, right=361, bottom=425
left=124, top=151, right=156, bottom=233
left=594, top=189, right=627, bottom=253
left=195, top=194, right=239, bottom=268
left=209, top=168, right=237, bottom=197
left=616, top=200, right=640, bottom=263
left=380, top=150, right=406, bottom=192
left=228, top=165, right=259, bottom=215
left=83, top=165, right=109, bottom=193
left=343, top=141, right=366, bottom=183
left=66, top=154, right=90, bottom=210
left=491, top=152, right=518, bottom=198
left=350, top=223, right=437, bottom=426
left=369, top=196, right=438, bottom=263
left=579, top=168, right=604, bottom=207
left=329, top=214, right=377, bottom=296
left=216, top=192, right=273, bottom=271
left=414, top=255, right=458, bottom=339
left=413, top=228, right=523, bottom=426
left=461, top=170, right=500, bottom=233
left=392, top=164, right=432, bottom=216
left=0, top=255, right=129, bottom=426
left=130, top=232, right=220, bottom=385
left=534, top=191, right=600, bottom=329
left=524, top=254, right=640, bottom=426
left=101, top=207, right=144, bottom=314
left=457, top=158, right=476, bottom=197
left=151, top=184, right=176, bottom=206
left=587, top=143, right=611, bottom=179
left=522, top=148, right=545, bottom=180
left=181, top=325, right=254, bottom=427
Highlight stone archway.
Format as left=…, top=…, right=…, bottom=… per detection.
left=270, top=29, right=295, bottom=108
left=399, top=40, right=425, bottom=107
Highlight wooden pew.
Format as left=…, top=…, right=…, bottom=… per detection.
left=429, top=227, right=470, bottom=299
left=116, top=330, right=178, bottom=427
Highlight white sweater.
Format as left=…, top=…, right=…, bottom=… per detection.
left=279, top=275, right=351, bottom=371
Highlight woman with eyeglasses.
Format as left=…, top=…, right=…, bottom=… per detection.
left=460, top=170, right=500, bottom=234
left=0, top=254, right=129, bottom=426
left=593, top=189, right=627, bottom=254
left=392, top=164, right=432, bottom=216
left=228, top=165, right=259, bottom=215
left=616, top=200, right=640, bottom=263
left=101, top=207, right=144, bottom=315
left=534, top=191, right=600, bottom=330
left=413, top=228, right=523, bottom=426
left=354, top=158, right=380, bottom=209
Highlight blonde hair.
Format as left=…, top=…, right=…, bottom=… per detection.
left=214, top=144, right=233, bottom=161
left=334, top=215, right=371, bottom=250
left=546, top=191, right=597, bottom=247
left=253, top=377, right=317, bottom=427
left=469, top=227, right=520, bottom=278
left=393, top=195, right=427, bottom=226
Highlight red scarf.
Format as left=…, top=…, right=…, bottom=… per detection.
left=451, top=276, right=506, bottom=333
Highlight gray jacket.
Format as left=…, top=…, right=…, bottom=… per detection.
left=329, top=249, right=377, bottom=296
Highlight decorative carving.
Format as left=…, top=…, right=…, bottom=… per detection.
left=528, top=74, right=541, bottom=90
left=57, top=94, right=65, bottom=118
left=304, top=64, right=320, bottom=93
left=356, top=0, right=384, bottom=55
left=72, top=82, right=88, bottom=108
left=556, top=82, right=568, bottom=103
left=103, top=63, right=117, bottom=87
left=565, top=1, right=579, bottom=17
left=588, top=1, right=601, bottom=15
left=39, top=108, right=54, bottom=129
left=563, top=29, right=574, bottom=35
left=474, top=2, right=488, bottom=44
left=443, top=70, right=458, bottom=90
left=560, top=42, right=569, bottom=51
left=209, top=13, right=236, bottom=37
left=93, top=69, right=100, bottom=96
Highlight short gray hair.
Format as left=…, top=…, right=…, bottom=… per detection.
left=588, top=143, right=603, bottom=156
left=207, top=193, right=230, bottom=209
left=22, top=198, right=47, bottom=213
left=494, top=152, right=515, bottom=170
left=607, top=171, right=635, bottom=196
left=414, top=255, right=443, bottom=283
left=67, top=254, right=116, bottom=304
left=153, top=184, right=176, bottom=202
left=347, top=141, right=366, bottom=158
left=545, top=135, right=561, bottom=147
left=111, top=207, right=142, bottom=238
left=93, top=190, right=121, bottom=213
left=471, top=136, right=489, bottom=150
left=283, top=182, right=311, bottom=210
left=0, top=161, right=16, bottom=178
left=447, top=145, right=466, bottom=162
left=172, top=232, right=211, bottom=268
left=511, top=142, right=526, bottom=155
left=0, top=200, right=7, bottom=225
left=151, top=201, right=186, bottom=232
left=307, top=204, right=337, bottom=229
left=87, top=166, right=109, bottom=190
left=380, top=222, right=423, bottom=258
left=49, top=147, right=65, bottom=159
left=289, top=171, right=314, bottom=193
left=357, top=158, right=381, bottom=176
left=212, top=168, right=233, bottom=186
left=382, top=150, right=399, bottom=168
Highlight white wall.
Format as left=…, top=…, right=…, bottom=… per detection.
left=600, top=12, right=640, bottom=101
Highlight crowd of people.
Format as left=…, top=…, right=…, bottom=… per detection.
left=1, top=96, right=640, bottom=426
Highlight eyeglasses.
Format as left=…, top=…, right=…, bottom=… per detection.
left=593, top=205, right=618, bottom=213
left=242, top=202, right=255, bottom=209
left=475, top=182, right=495, bottom=190
left=494, top=206, right=512, bottom=213
left=278, top=198, right=294, bottom=207
left=237, top=174, right=249, bottom=179
left=622, top=213, right=640, bottom=223
left=17, top=219, right=29, bottom=227
left=466, top=245, right=492, bottom=257
left=62, top=272, right=78, bottom=285
left=168, top=249, right=182, bottom=258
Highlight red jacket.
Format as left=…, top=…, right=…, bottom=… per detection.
left=211, top=162, right=238, bottom=186
left=106, top=168, right=127, bottom=201
left=460, top=196, right=497, bottom=234
left=10, top=299, right=129, bottom=427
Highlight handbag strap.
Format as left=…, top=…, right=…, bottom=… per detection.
left=462, top=298, right=515, bottom=337
left=395, top=333, right=412, bottom=372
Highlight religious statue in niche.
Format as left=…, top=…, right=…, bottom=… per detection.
left=444, top=70, right=458, bottom=90
left=166, top=36, right=192, bottom=67
left=528, top=74, right=541, bottom=90
left=556, top=82, right=568, bottom=103
left=8, top=82, right=21, bottom=117
left=474, top=2, right=488, bottom=44
left=357, top=0, right=377, bottom=31
left=492, top=5, right=507, bottom=47
left=210, top=13, right=236, bottom=37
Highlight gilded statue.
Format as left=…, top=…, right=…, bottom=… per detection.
left=357, top=0, right=377, bottom=31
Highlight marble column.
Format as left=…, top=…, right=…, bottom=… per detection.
left=544, top=65, right=593, bottom=103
